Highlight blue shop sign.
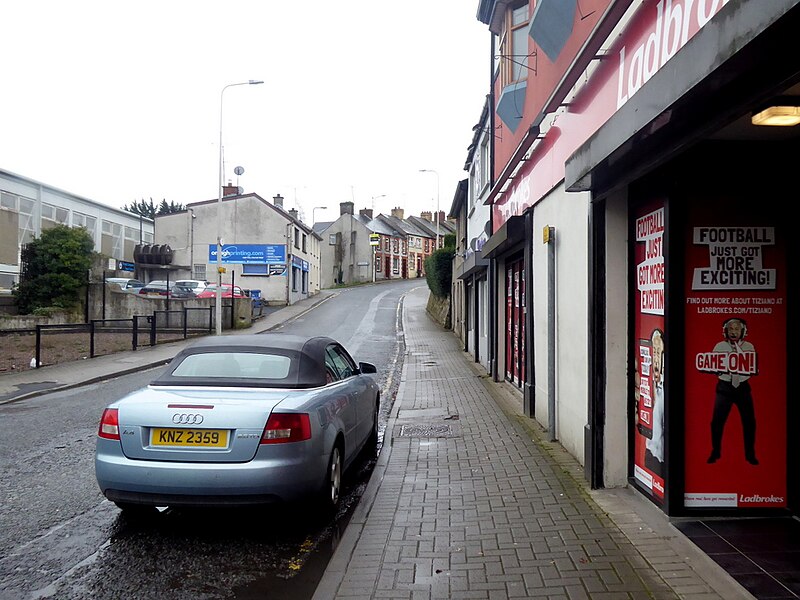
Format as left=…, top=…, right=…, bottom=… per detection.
left=302, top=260, right=309, bottom=272
left=208, top=244, right=286, bottom=264
left=291, top=256, right=303, bottom=267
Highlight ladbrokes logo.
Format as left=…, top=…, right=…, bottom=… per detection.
left=739, top=494, right=784, bottom=504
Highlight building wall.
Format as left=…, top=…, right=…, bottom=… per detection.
left=155, top=195, right=317, bottom=306
left=0, top=169, right=154, bottom=288
left=0, top=209, right=19, bottom=266
left=604, top=187, right=630, bottom=487
left=531, top=185, right=590, bottom=465
left=319, top=215, right=374, bottom=288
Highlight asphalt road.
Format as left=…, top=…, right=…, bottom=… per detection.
left=0, top=279, right=418, bottom=600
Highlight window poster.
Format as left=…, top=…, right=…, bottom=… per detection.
left=633, top=202, right=666, bottom=501
left=683, top=202, right=786, bottom=509
left=506, top=266, right=514, bottom=380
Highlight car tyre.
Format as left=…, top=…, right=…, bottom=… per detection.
left=368, top=398, right=379, bottom=447
left=319, top=444, right=342, bottom=514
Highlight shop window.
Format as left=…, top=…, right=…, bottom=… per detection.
left=243, top=264, right=268, bottom=274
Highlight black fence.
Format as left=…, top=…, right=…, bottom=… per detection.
left=25, top=306, right=214, bottom=369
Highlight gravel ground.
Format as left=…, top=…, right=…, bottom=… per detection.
left=0, top=329, right=192, bottom=373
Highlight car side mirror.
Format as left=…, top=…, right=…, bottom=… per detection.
left=358, top=362, right=377, bottom=374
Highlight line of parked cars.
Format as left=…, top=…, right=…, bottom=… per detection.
left=107, top=278, right=249, bottom=299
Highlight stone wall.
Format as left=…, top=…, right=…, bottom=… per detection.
left=425, top=292, right=451, bottom=330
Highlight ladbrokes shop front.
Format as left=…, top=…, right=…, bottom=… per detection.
left=479, top=0, right=800, bottom=525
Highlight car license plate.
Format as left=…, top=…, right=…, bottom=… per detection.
left=150, top=428, right=228, bottom=447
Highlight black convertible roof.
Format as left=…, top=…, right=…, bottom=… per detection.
left=151, top=333, right=339, bottom=389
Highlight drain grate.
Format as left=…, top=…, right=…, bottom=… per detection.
left=398, top=423, right=458, bottom=437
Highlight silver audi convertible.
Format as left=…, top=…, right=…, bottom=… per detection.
left=95, top=334, right=380, bottom=514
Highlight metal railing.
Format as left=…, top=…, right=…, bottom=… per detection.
left=29, top=307, right=214, bottom=368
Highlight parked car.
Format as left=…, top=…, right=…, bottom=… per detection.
left=94, top=334, right=380, bottom=513
left=170, top=279, right=209, bottom=298
left=195, top=283, right=248, bottom=299
left=138, top=280, right=171, bottom=297
left=106, top=277, right=145, bottom=293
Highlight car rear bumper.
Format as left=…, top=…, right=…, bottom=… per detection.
left=95, top=440, right=326, bottom=505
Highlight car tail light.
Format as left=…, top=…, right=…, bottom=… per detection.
left=261, top=413, right=311, bottom=444
left=98, top=408, right=120, bottom=440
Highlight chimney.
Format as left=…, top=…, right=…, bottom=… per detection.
left=340, top=201, right=354, bottom=216
left=288, top=208, right=298, bottom=221
left=420, top=210, right=432, bottom=222
left=359, top=208, right=373, bottom=220
left=273, top=194, right=284, bottom=208
left=391, top=207, right=404, bottom=220
left=223, top=184, right=239, bottom=197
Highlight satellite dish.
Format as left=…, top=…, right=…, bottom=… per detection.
left=237, top=186, right=244, bottom=194
left=234, top=166, right=244, bottom=176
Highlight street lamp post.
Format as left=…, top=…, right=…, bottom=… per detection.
left=312, top=206, right=327, bottom=225
left=216, top=79, right=263, bottom=335
left=419, top=169, right=440, bottom=250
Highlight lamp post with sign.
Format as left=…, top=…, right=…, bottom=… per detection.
left=216, top=79, right=263, bottom=336
left=369, top=233, right=380, bottom=283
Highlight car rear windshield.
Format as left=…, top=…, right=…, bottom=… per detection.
left=170, top=352, right=292, bottom=380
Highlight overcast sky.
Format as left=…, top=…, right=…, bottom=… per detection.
left=1, top=1, right=490, bottom=225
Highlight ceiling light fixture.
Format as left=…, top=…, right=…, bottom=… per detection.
left=751, top=98, right=800, bottom=126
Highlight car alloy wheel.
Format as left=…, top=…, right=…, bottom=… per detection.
left=326, top=445, right=342, bottom=508
left=369, top=399, right=379, bottom=446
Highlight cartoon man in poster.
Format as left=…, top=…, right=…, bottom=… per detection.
left=698, top=317, right=759, bottom=465
left=646, top=328, right=665, bottom=474
left=635, top=328, right=665, bottom=476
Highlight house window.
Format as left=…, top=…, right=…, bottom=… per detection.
left=72, top=212, right=97, bottom=237
left=41, top=203, right=69, bottom=227
left=384, top=238, right=389, bottom=252
left=101, top=220, right=124, bottom=259
left=392, top=257, right=399, bottom=274
left=193, top=264, right=207, bottom=281
left=376, top=256, right=381, bottom=271
left=329, top=234, right=337, bottom=245
left=1, top=191, right=17, bottom=210
left=17, top=196, right=36, bottom=246
left=294, top=228, right=300, bottom=249
left=500, top=2, right=529, bottom=87
left=302, top=234, right=307, bottom=252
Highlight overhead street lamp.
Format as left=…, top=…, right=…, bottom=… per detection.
left=371, top=194, right=387, bottom=212
left=216, top=79, right=263, bottom=336
left=312, top=206, right=327, bottom=224
left=419, top=169, right=440, bottom=250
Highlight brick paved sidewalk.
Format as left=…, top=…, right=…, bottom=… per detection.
left=313, top=286, right=752, bottom=599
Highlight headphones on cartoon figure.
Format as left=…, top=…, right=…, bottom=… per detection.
left=722, top=317, right=747, bottom=338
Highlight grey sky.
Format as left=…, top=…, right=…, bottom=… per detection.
left=1, top=1, right=489, bottom=224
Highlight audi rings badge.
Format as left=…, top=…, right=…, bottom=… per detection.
left=172, top=413, right=204, bottom=425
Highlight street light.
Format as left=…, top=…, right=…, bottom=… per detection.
left=312, top=206, right=327, bottom=224
left=371, top=194, right=386, bottom=212
left=419, top=169, right=440, bottom=250
left=216, top=79, right=263, bottom=335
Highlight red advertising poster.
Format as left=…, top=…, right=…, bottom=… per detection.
left=684, top=205, right=787, bottom=509
left=520, top=265, right=526, bottom=384
left=633, top=202, right=666, bottom=501
left=506, top=266, right=514, bottom=380
left=513, top=265, right=521, bottom=380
